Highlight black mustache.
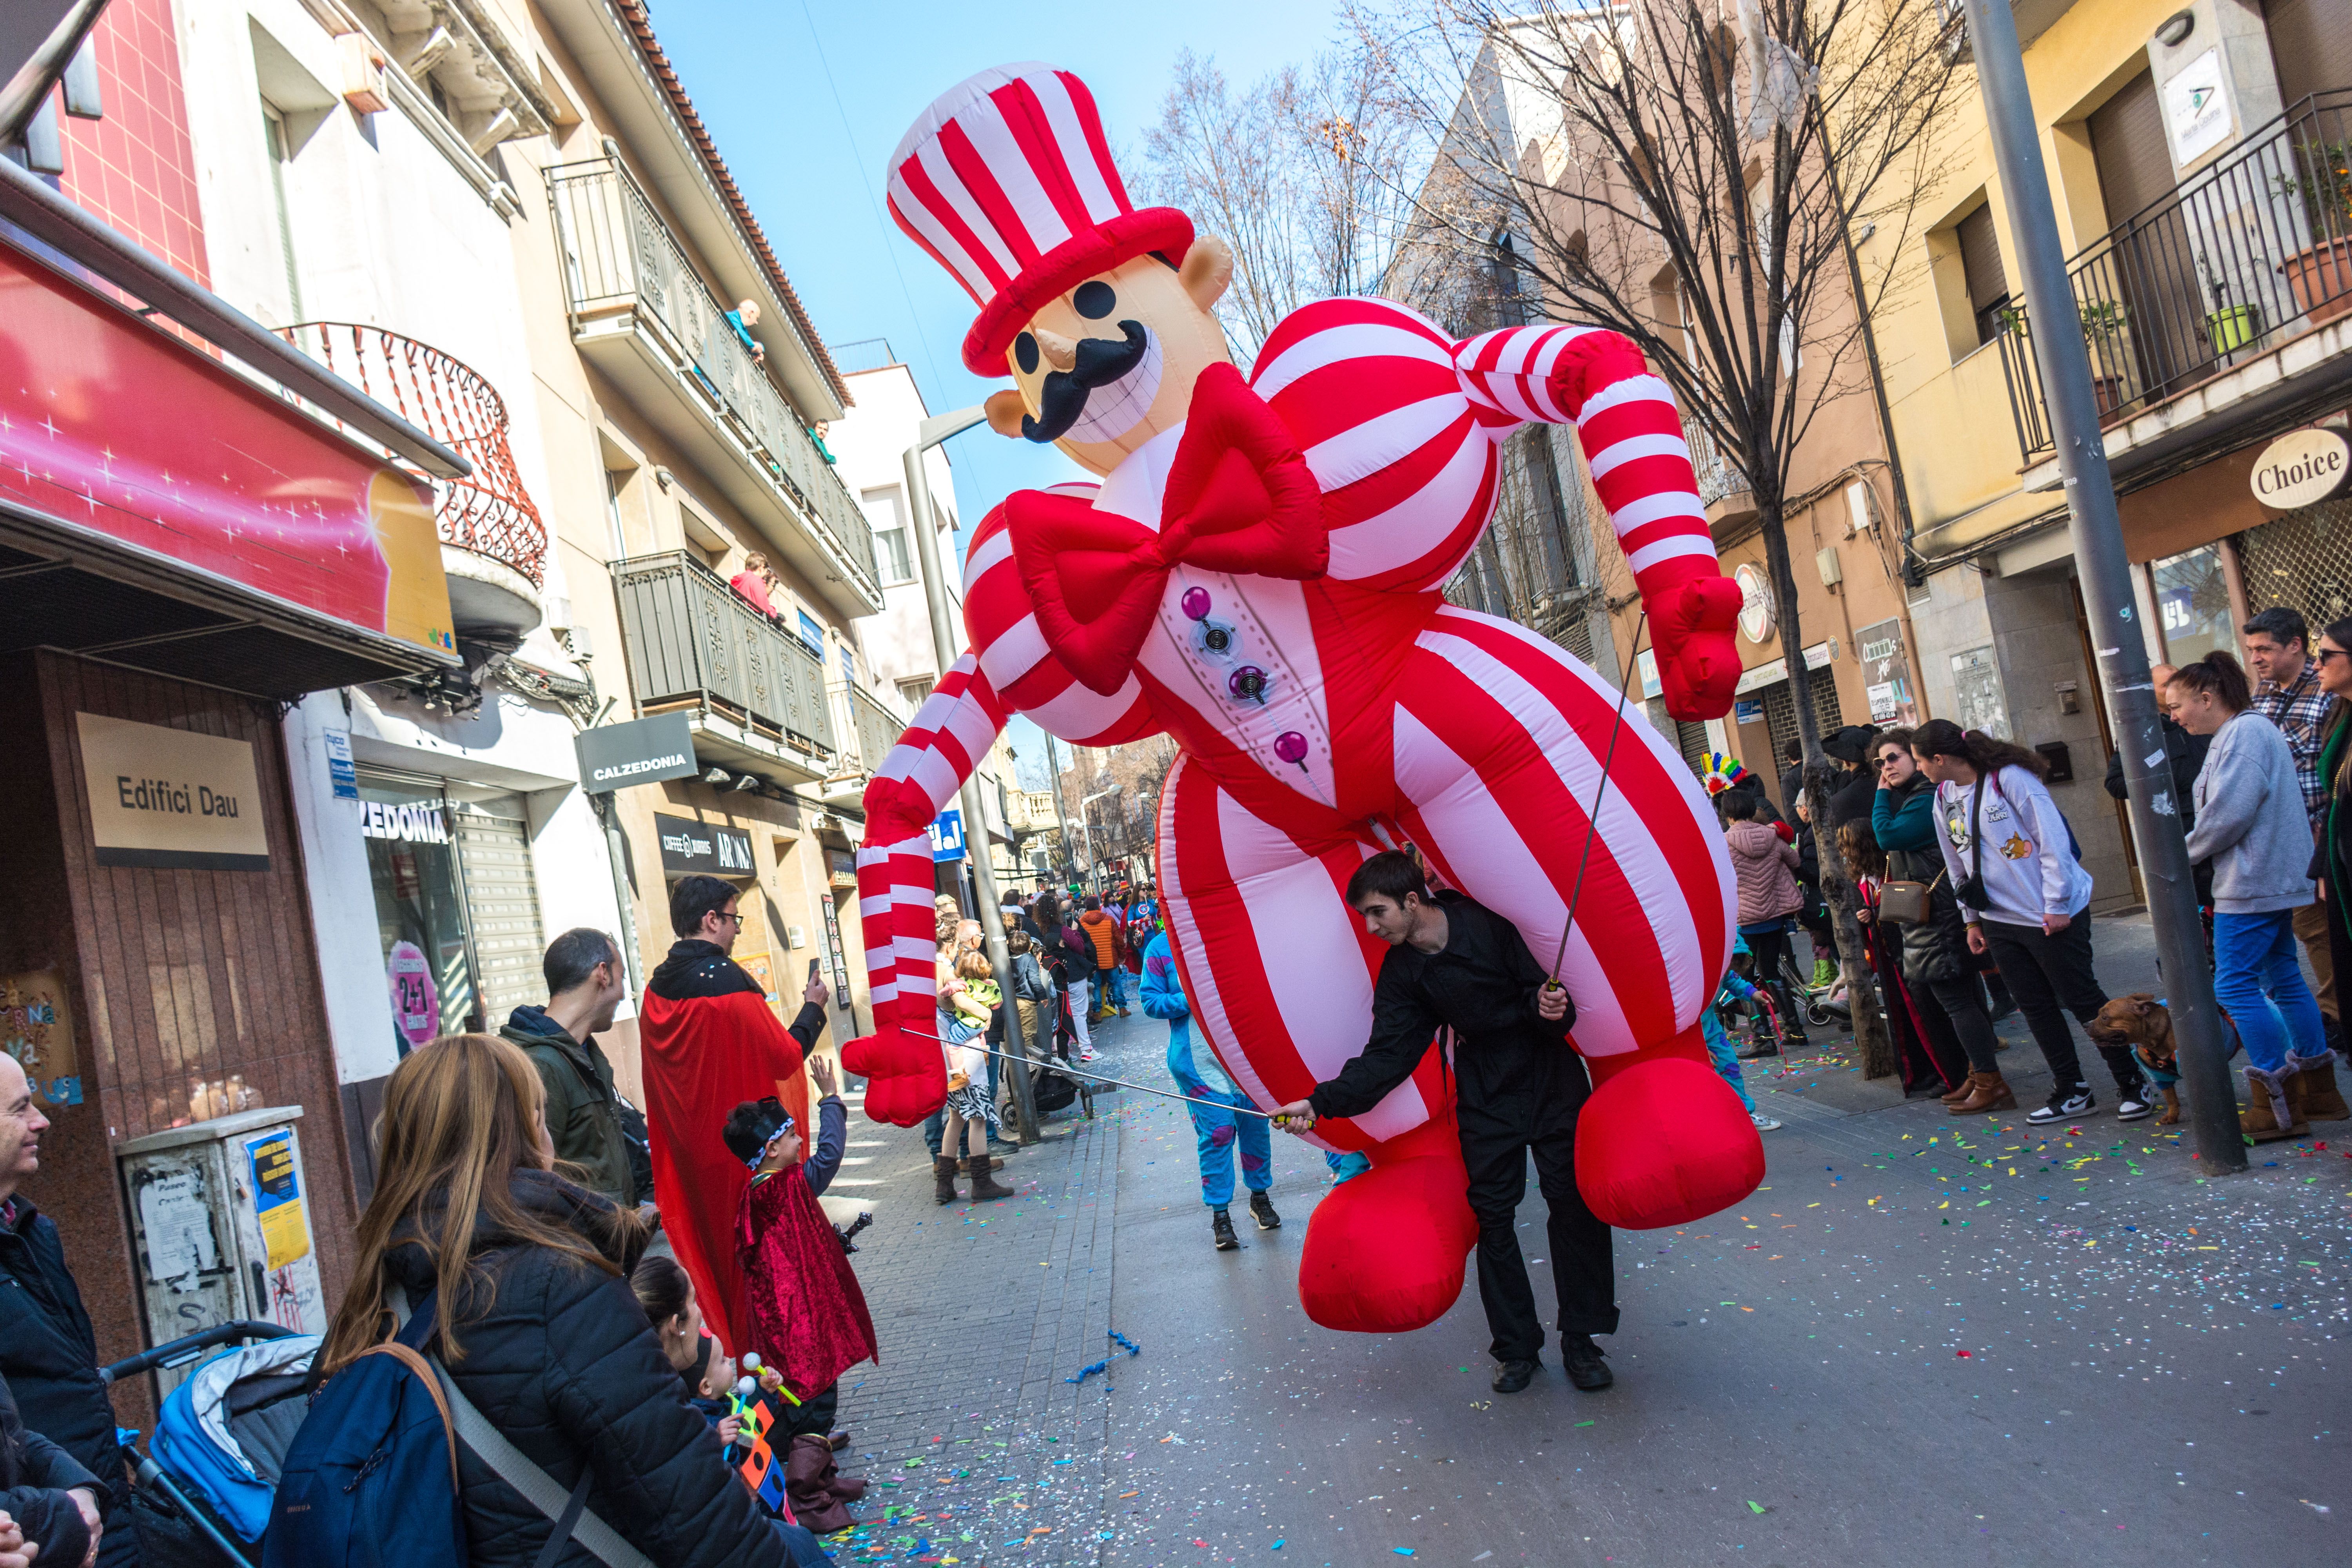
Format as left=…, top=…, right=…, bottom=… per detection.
left=1022, top=320, right=1149, bottom=443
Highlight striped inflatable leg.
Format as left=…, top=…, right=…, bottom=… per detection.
left=1156, top=755, right=1476, bottom=1333
left=1391, top=605, right=1763, bottom=1228
left=845, top=653, right=1005, bottom=1127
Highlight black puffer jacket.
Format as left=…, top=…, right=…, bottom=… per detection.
left=1877, top=774, right=1970, bottom=988
left=0, top=1195, right=134, bottom=1565
left=380, top=1171, right=784, bottom=1568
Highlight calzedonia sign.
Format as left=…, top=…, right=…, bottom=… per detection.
left=75, top=713, right=270, bottom=871
left=2250, top=427, right=2351, bottom=510
left=575, top=713, right=699, bottom=793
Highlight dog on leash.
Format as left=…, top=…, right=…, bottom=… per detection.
left=2084, top=995, right=2183, bottom=1125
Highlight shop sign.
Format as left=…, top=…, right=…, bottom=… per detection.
left=76, top=713, right=270, bottom=872
left=361, top=799, right=449, bottom=844
left=1735, top=562, right=1775, bottom=643
left=827, top=848, right=858, bottom=889
left=321, top=730, right=359, bottom=800
left=387, top=941, right=438, bottom=1050
left=575, top=713, right=699, bottom=793
left=656, top=813, right=755, bottom=876
left=2250, top=428, right=2350, bottom=510
left=2162, top=48, right=2232, bottom=165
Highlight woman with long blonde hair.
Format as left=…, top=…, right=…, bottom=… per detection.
left=320, top=1034, right=788, bottom=1568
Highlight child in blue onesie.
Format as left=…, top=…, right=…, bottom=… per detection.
left=1702, top=938, right=1781, bottom=1132
left=1140, top=928, right=1281, bottom=1250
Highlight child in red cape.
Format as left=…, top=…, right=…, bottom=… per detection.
left=724, top=1056, right=878, bottom=1446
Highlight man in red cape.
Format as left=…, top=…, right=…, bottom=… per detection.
left=639, top=872, right=829, bottom=1356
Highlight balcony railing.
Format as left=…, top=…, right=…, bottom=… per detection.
left=546, top=159, right=878, bottom=592
left=279, top=322, right=548, bottom=584
left=843, top=680, right=905, bottom=774
left=1684, top=412, right=1741, bottom=510
left=2001, top=89, right=2352, bottom=463
left=613, top=550, right=834, bottom=755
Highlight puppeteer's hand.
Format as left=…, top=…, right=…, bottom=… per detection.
left=1270, top=1099, right=1317, bottom=1133
left=1536, top=982, right=1570, bottom=1022
left=809, top=1056, right=838, bottom=1099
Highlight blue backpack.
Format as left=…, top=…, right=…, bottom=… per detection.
left=262, top=1294, right=464, bottom=1568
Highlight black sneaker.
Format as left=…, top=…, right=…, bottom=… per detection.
left=1249, top=1190, right=1281, bottom=1230
left=1211, top=1208, right=1240, bottom=1251
left=1491, top=1358, right=1540, bottom=1394
left=1561, top=1333, right=1613, bottom=1392
left=1737, top=1040, right=1780, bottom=1060
left=2114, top=1096, right=2152, bottom=1122
left=2028, top=1084, right=2094, bottom=1123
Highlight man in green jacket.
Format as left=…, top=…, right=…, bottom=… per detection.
left=500, top=928, right=641, bottom=1209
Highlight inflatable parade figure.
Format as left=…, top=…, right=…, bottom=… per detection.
left=844, top=62, right=1763, bottom=1333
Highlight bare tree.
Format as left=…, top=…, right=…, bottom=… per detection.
left=1364, top=0, right=1965, bottom=1075
left=1140, top=47, right=1435, bottom=366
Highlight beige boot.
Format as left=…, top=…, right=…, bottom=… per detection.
left=2298, top=1058, right=2351, bottom=1122
left=2240, top=1069, right=2309, bottom=1142
left=1944, top=1072, right=2015, bottom=1115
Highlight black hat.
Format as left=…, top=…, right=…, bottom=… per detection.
left=722, top=1097, right=795, bottom=1168
left=1820, top=725, right=1880, bottom=765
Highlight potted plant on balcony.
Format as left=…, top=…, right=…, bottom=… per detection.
left=2076, top=300, right=2130, bottom=416
left=2205, top=300, right=2262, bottom=356
left=2274, top=138, right=2352, bottom=327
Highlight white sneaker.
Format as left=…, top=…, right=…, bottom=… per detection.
left=1749, top=1111, right=1782, bottom=1131
left=2114, top=1097, right=2152, bottom=1122
left=1078, top=1049, right=1099, bottom=1062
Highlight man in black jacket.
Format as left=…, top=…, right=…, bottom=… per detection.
left=0, top=1370, right=98, bottom=1568
left=1270, top=853, right=1616, bottom=1397
left=0, top=1054, right=126, bottom=1565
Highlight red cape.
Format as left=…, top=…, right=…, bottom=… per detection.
left=639, top=943, right=817, bottom=1357
left=735, top=1167, right=878, bottom=1401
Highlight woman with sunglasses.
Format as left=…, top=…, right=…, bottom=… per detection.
left=1872, top=730, right=1999, bottom=1110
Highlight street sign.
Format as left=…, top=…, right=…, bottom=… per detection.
left=574, top=713, right=698, bottom=793
left=930, top=808, right=965, bottom=862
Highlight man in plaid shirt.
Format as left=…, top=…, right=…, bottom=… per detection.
left=2246, top=606, right=2340, bottom=1036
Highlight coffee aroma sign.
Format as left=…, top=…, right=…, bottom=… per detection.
left=76, top=713, right=270, bottom=871
left=2251, top=427, right=2352, bottom=510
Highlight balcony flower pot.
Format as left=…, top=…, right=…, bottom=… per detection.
left=2091, top=374, right=2127, bottom=417
left=2281, top=236, right=2352, bottom=327
left=2205, top=304, right=2261, bottom=356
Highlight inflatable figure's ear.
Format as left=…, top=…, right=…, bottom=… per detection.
left=1181, top=234, right=1234, bottom=312
left=985, top=388, right=1029, bottom=438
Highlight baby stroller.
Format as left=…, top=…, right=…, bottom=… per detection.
left=101, top=1320, right=314, bottom=1567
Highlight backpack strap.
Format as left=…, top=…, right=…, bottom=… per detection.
left=388, top=1283, right=654, bottom=1568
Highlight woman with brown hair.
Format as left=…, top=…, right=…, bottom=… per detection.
left=318, top=1034, right=787, bottom=1568
left=1871, top=729, right=1997, bottom=1107
left=1911, top=718, right=2142, bottom=1126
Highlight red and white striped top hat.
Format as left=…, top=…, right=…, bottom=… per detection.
left=888, top=63, right=1192, bottom=375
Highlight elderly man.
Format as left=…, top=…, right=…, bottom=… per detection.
left=2245, top=608, right=2341, bottom=1034
left=0, top=1056, right=116, bottom=1566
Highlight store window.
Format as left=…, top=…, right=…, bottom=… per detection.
left=359, top=773, right=547, bottom=1053
left=2150, top=543, right=2238, bottom=666
left=361, top=774, right=478, bottom=1051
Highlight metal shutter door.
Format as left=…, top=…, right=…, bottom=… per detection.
left=453, top=805, right=546, bottom=1026
left=2238, top=499, right=2352, bottom=625
left=1763, top=666, right=1845, bottom=771
left=2265, top=0, right=2352, bottom=112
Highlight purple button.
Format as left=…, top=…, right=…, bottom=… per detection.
left=1274, top=731, right=1308, bottom=764
left=1180, top=586, right=1212, bottom=621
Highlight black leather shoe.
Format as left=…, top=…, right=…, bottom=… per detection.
left=1561, top=1333, right=1613, bottom=1392
left=1491, top=1358, right=1540, bottom=1394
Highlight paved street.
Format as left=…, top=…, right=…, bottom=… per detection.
left=816, top=922, right=2350, bottom=1566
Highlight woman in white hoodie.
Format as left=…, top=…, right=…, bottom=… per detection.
left=1911, top=719, right=2146, bottom=1126
left=2171, top=652, right=2330, bottom=1140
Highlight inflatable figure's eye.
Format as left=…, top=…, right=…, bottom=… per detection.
left=1014, top=333, right=1040, bottom=374
left=1073, top=281, right=1116, bottom=319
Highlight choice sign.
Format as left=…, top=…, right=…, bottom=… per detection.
left=2250, top=427, right=2351, bottom=511
left=1735, top=561, right=1775, bottom=644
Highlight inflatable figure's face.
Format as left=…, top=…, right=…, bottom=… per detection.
left=984, top=238, right=1235, bottom=476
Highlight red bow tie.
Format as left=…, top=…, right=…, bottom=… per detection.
left=1006, top=363, right=1327, bottom=695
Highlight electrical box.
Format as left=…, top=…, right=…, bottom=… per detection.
left=2035, top=740, right=2074, bottom=782
left=118, top=1107, right=328, bottom=1396
left=1816, top=547, right=1844, bottom=587
left=338, top=32, right=390, bottom=115
left=787, top=924, right=808, bottom=949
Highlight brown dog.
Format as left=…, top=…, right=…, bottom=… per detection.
left=2084, top=994, right=2182, bottom=1124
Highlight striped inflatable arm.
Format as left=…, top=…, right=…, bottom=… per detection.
left=842, top=652, right=1008, bottom=1125
left=1453, top=326, right=1742, bottom=721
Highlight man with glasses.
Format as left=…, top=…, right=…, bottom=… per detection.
left=639, top=873, right=832, bottom=1361
left=2246, top=607, right=2341, bottom=1038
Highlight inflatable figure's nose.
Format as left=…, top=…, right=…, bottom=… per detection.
left=1034, top=327, right=1078, bottom=371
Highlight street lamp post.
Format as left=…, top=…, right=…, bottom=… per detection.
left=1079, top=785, right=1118, bottom=898
left=902, top=408, right=1040, bottom=1145
left=1960, top=0, right=2243, bottom=1172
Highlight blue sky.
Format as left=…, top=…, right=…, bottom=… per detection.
left=650, top=2, right=1352, bottom=785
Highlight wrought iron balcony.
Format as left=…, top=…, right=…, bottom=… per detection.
left=279, top=322, right=547, bottom=586
left=546, top=159, right=881, bottom=618
left=842, top=679, right=905, bottom=775
left=614, top=550, right=836, bottom=774
left=2000, top=89, right=2352, bottom=464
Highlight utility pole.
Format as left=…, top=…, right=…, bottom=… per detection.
left=902, top=410, right=1040, bottom=1145
left=1044, top=732, right=1078, bottom=889
left=1961, top=0, right=2243, bottom=1173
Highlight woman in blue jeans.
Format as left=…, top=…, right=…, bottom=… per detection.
left=2172, top=652, right=2331, bottom=1140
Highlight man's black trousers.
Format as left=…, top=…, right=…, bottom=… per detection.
left=1460, top=1118, right=1617, bottom=1363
